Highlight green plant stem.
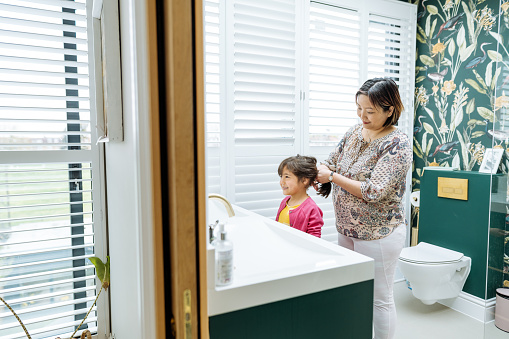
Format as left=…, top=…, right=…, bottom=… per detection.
left=430, top=112, right=445, bottom=145
left=437, top=1, right=449, bottom=21
left=437, top=13, right=446, bottom=24
left=69, top=286, right=103, bottom=339
left=0, top=296, right=32, bottom=339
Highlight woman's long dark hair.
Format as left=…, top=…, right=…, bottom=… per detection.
left=278, top=155, right=331, bottom=198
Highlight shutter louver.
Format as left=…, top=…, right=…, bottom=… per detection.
left=0, top=1, right=102, bottom=338
left=367, top=12, right=415, bottom=134
left=228, top=0, right=298, bottom=215
left=234, top=155, right=286, bottom=218
left=204, top=0, right=222, bottom=194
left=231, top=0, right=298, bottom=155
left=308, top=2, right=361, bottom=153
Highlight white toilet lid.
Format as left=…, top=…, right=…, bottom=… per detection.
left=399, top=242, right=463, bottom=264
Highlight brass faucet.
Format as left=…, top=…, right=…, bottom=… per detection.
left=208, top=193, right=235, bottom=217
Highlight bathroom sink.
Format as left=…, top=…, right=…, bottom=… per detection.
left=227, top=216, right=343, bottom=283
left=207, top=201, right=374, bottom=316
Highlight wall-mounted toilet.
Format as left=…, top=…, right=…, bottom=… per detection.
left=398, top=242, right=471, bottom=305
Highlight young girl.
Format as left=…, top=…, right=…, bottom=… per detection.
left=276, top=155, right=325, bottom=238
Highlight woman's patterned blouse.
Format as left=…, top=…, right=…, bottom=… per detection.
left=323, top=123, right=413, bottom=241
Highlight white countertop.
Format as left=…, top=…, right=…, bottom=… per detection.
left=207, top=203, right=374, bottom=316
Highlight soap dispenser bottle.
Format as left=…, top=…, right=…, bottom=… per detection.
left=214, top=222, right=233, bottom=286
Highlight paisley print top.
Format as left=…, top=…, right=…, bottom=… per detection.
left=323, top=123, right=413, bottom=240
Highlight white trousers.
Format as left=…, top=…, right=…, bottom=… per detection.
left=338, top=225, right=406, bottom=339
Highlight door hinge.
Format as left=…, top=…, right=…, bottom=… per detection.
left=108, top=334, right=116, bottom=339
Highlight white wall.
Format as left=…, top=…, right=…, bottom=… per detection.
left=104, top=0, right=157, bottom=337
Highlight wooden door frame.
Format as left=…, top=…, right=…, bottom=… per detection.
left=144, top=0, right=167, bottom=337
left=158, top=0, right=208, bottom=338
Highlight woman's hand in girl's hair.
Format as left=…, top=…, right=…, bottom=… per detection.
left=316, top=164, right=331, bottom=184
left=315, top=164, right=332, bottom=198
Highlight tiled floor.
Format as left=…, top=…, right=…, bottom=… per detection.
left=394, top=281, right=509, bottom=339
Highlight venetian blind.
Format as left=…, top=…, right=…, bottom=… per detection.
left=0, top=1, right=103, bottom=338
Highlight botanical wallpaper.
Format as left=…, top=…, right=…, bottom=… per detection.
left=409, top=0, right=509, bottom=282
left=411, top=0, right=509, bottom=187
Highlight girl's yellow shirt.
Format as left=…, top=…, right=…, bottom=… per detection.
left=277, top=202, right=301, bottom=226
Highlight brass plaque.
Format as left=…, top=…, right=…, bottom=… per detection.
left=437, top=177, right=468, bottom=200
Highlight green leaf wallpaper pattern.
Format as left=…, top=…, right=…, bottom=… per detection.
left=409, top=0, right=509, bottom=190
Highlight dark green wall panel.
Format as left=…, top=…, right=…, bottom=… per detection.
left=419, top=169, right=505, bottom=299
left=209, top=280, right=374, bottom=339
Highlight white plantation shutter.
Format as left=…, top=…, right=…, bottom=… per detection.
left=307, top=2, right=361, bottom=153
left=367, top=4, right=416, bottom=243
left=226, top=0, right=298, bottom=216
left=0, top=1, right=105, bottom=339
left=367, top=11, right=416, bottom=131
left=204, top=0, right=223, bottom=194
left=229, top=0, right=299, bottom=155
left=234, top=156, right=286, bottom=216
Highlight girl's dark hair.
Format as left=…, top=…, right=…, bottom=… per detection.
left=278, top=155, right=331, bottom=198
left=317, top=181, right=331, bottom=198
left=355, top=77, right=404, bottom=127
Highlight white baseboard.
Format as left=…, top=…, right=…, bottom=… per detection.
left=439, top=292, right=496, bottom=323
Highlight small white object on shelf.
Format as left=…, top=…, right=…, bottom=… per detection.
left=479, top=148, right=504, bottom=174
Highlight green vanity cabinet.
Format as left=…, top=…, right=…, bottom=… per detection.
left=209, top=279, right=374, bottom=339
left=419, top=169, right=505, bottom=300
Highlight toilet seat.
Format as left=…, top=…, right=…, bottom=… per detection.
left=399, top=242, right=464, bottom=264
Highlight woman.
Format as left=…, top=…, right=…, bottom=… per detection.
left=316, top=78, right=413, bottom=339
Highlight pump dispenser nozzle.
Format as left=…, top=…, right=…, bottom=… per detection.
left=218, top=222, right=226, bottom=240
